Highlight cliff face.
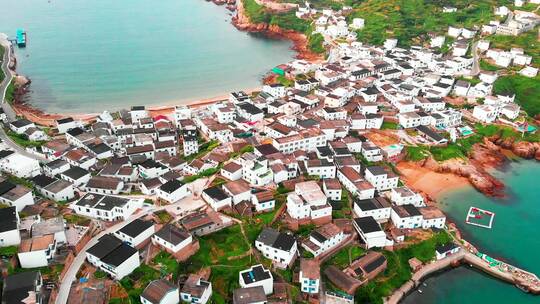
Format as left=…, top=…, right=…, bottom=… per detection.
left=232, top=0, right=323, bottom=61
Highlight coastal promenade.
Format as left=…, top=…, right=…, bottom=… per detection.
left=0, top=35, right=48, bottom=162
left=385, top=248, right=540, bottom=304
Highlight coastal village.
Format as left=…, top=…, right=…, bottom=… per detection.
left=2, top=0, right=540, bottom=304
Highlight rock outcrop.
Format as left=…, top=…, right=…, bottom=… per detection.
left=232, top=0, right=322, bottom=61
left=421, top=156, right=505, bottom=197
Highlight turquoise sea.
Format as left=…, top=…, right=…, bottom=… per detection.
left=403, top=159, right=540, bottom=304
left=0, top=0, right=294, bottom=113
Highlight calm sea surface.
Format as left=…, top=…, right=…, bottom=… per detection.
left=0, top=0, right=294, bottom=113
left=403, top=160, right=540, bottom=304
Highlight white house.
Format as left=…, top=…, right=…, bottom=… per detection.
left=152, top=224, right=193, bottom=254
left=353, top=197, right=392, bottom=222
left=364, top=166, right=399, bottom=191
left=255, top=228, right=297, bottom=268
left=32, top=175, right=75, bottom=202
left=299, top=259, right=320, bottom=294
left=302, top=223, right=345, bottom=257
left=252, top=191, right=275, bottom=213
left=436, top=243, right=460, bottom=260
left=157, top=180, right=190, bottom=204
left=420, top=206, right=447, bottom=229
left=353, top=216, right=393, bottom=249
left=18, top=234, right=57, bottom=268
left=141, top=279, right=179, bottom=304
left=73, top=193, right=143, bottom=221
left=239, top=264, right=274, bottom=295
left=86, top=234, right=140, bottom=280
left=0, top=207, right=21, bottom=247
left=286, top=181, right=332, bottom=221
left=322, top=178, right=342, bottom=201
left=0, top=180, right=34, bottom=212
left=180, top=274, right=212, bottom=304
left=0, top=151, right=41, bottom=178
left=391, top=205, right=423, bottom=229
left=115, top=219, right=155, bottom=248
left=202, top=186, right=232, bottom=211
left=390, top=187, right=425, bottom=207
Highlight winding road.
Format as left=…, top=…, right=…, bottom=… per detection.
left=0, top=34, right=48, bottom=162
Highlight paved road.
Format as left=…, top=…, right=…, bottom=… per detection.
left=469, top=41, right=481, bottom=76
left=0, top=35, right=48, bottom=162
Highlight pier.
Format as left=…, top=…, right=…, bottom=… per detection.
left=385, top=248, right=540, bottom=304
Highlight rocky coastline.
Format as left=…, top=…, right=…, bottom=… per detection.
left=231, top=0, right=323, bottom=61
left=401, top=134, right=540, bottom=199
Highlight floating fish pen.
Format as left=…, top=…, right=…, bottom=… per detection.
left=466, top=206, right=495, bottom=229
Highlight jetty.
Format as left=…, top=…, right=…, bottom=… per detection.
left=385, top=248, right=540, bottom=304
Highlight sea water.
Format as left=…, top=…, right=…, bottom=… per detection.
left=0, top=0, right=294, bottom=113
left=403, top=160, right=540, bottom=303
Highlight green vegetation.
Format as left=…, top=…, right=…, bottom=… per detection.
left=242, top=0, right=327, bottom=54
left=5, top=129, right=46, bottom=148
left=486, top=30, right=540, bottom=66
left=5, top=80, right=15, bottom=103
left=152, top=251, right=179, bottom=280
left=64, top=214, right=91, bottom=226
left=308, top=33, right=326, bottom=54
left=153, top=210, right=172, bottom=223
left=355, top=231, right=452, bottom=304
left=183, top=166, right=221, bottom=183
left=324, top=245, right=365, bottom=269
left=119, top=265, right=160, bottom=304
left=5, top=175, right=34, bottom=189
left=0, top=246, right=18, bottom=257
left=283, top=0, right=344, bottom=10
left=405, top=145, right=430, bottom=162
left=190, top=224, right=250, bottom=266
left=479, top=59, right=501, bottom=71
left=493, top=75, right=540, bottom=117
left=348, top=0, right=501, bottom=47
left=406, top=123, right=540, bottom=162
left=243, top=0, right=310, bottom=32
left=183, top=140, right=220, bottom=162
left=276, top=75, right=294, bottom=87
left=456, top=75, right=481, bottom=86
left=381, top=120, right=399, bottom=130
left=180, top=224, right=255, bottom=303
left=332, top=188, right=352, bottom=219
left=93, top=270, right=107, bottom=279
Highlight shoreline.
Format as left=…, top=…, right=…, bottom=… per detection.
left=4, top=0, right=323, bottom=124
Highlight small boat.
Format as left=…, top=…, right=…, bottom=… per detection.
left=16, top=28, right=27, bottom=48
left=418, top=289, right=423, bottom=294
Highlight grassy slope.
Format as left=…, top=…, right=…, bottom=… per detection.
left=348, top=0, right=510, bottom=46
left=493, top=75, right=540, bottom=117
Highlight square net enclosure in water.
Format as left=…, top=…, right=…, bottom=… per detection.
left=465, top=206, right=495, bottom=229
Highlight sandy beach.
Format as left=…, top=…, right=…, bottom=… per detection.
left=397, top=161, right=470, bottom=199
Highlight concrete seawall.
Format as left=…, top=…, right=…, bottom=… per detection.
left=385, top=250, right=540, bottom=304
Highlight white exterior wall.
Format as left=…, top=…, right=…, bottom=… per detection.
left=255, top=241, right=297, bottom=266
left=390, top=212, right=423, bottom=229
left=18, top=250, right=50, bottom=268
left=0, top=229, right=21, bottom=246
left=300, top=271, right=320, bottom=294
left=353, top=205, right=391, bottom=222
left=115, top=226, right=155, bottom=247
left=422, top=217, right=446, bottom=229
left=153, top=234, right=193, bottom=253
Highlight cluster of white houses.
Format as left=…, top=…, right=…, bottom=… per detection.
left=5, top=2, right=539, bottom=302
